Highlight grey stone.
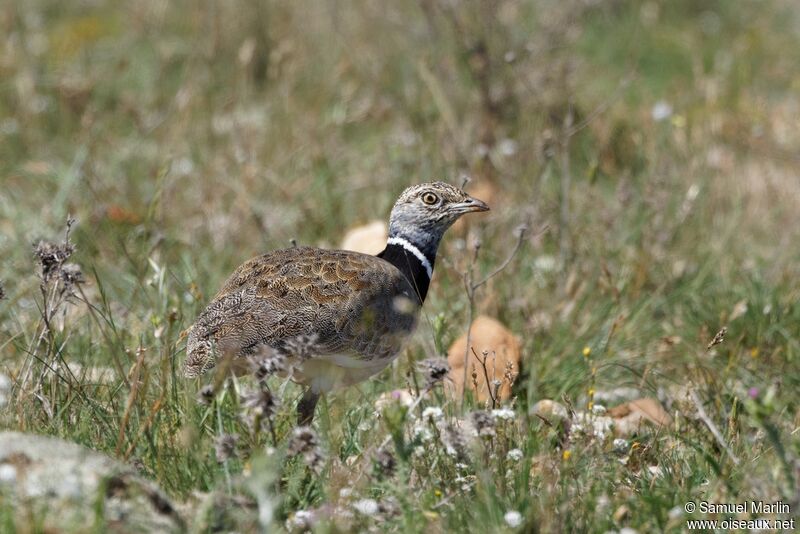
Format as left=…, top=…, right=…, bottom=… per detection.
left=0, top=432, right=184, bottom=533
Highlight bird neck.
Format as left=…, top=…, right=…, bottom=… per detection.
left=377, top=234, right=437, bottom=302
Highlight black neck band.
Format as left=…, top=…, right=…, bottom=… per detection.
left=377, top=242, right=434, bottom=302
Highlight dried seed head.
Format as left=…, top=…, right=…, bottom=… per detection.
left=440, top=422, right=468, bottom=460
left=288, top=426, right=319, bottom=455
left=373, top=446, right=396, bottom=478
left=470, top=410, right=496, bottom=437
left=250, top=349, right=287, bottom=382
left=197, top=385, right=215, bottom=406
left=503, top=360, right=517, bottom=385
left=241, top=387, right=278, bottom=418
left=34, top=240, right=75, bottom=282
left=471, top=364, right=479, bottom=390
left=377, top=496, right=401, bottom=518
left=214, top=433, right=239, bottom=463
left=60, top=263, right=84, bottom=289
left=418, top=358, right=449, bottom=387
left=0, top=280, right=5, bottom=301
left=33, top=217, right=83, bottom=295
left=707, top=326, right=727, bottom=350
left=288, top=426, right=325, bottom=473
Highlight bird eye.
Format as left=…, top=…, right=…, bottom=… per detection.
left=421, top=192, right=439, bottom=205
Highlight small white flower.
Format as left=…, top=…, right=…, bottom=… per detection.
left=422, top=406, right=444, bottom=420
left=507, top=448, right=524, bottom=462
left=497, top=138, right=518, bottom=157
left=474, top=144, right=490, bottom=158
left=504, top=510, right=523, bottom=528
left=339, top=487, right=353, bottom=499
left=492, top=408, right=516, bottom=421
left=357, top=421, right=371, bottom=432
left=0, top=464, right=16, bottom=483
left=591, top=404, right=607, bottom=415
left=0, top=118, right=19, bottom=135
left=173, top=157, right=194, bottom=176
left=533, top=255, right=557, bottom=272
left=612, top=438, right=628, bottom=452
left=572, top=412, right=613, bottom=439
left=651, top=100, right=673, bottom=121
left=668, top=505, right=684, bottom=519
left=286, top=509, right=315, bottom=531
left=353, top=498, right=379, bottom=516
left=412, top=422, right=433, bottom=442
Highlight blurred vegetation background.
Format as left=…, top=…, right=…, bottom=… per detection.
left=1, top=0, right=799, bottom=532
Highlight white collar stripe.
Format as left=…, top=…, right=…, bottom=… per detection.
left=386, top=237, right=433, bottom=279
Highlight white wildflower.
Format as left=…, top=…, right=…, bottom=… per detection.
left=668, top=505, right=684, bottom=519
left=612, top=438, right=628, bottom=453
left=507, top=448, right=524, bottom=462
left=0, top=464, right=16, bottom=483
left=422, top=406, right=444, bottom=420
left=533, top=255, right=557, bottom=272
left=286, top=509, right=315, bottom=532
left=651, top=100, right=673, bottom=121
left=497, top=138, right=518, bottom=157
left=572, top=412, right=613, bottom=440
left=173, top=157, right=194, bottom=176
left=491, top=408, right=516, bottom=421
left=591, top=404, right=607, bottom=415
left=504, top=510, right=523, bottom=527
left=412, top=422, right=433, bottom=442
left=353, top=498, right=379, bottom=516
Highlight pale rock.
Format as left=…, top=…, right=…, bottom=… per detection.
left=446, top=316, right=521, bottom=403
left=0, top=432, right=183, bottom=532
left=340, top=220, right=387, bottom=255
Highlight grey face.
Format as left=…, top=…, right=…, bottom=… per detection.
left=388, top=182, right=489, bottom=256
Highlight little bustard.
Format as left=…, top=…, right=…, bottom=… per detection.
left=184, top=182, right=489, bottom=424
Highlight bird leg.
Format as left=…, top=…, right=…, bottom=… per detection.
left=297, top=389, right=320, bottom=426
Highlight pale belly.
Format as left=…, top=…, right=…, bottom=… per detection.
left=288, top=355, right=395, bottom=393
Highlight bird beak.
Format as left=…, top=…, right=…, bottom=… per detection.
left=452, top=196, right=490, bottom=214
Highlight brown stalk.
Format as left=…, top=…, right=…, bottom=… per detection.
left=116, top=346, right=148, bottom=456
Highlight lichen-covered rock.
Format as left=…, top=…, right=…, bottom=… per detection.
left=0, top=432, right=184, bottom=533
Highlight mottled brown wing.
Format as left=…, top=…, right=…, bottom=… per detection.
left=184, top=246, right=419, bottom=377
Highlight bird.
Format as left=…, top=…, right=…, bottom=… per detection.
left=184, top=182, right=489, bottom=424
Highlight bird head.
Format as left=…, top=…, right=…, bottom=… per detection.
left=388, top=182, right=489, bottom=255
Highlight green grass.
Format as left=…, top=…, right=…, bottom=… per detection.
left=1, top=0, right=799, bottom=531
